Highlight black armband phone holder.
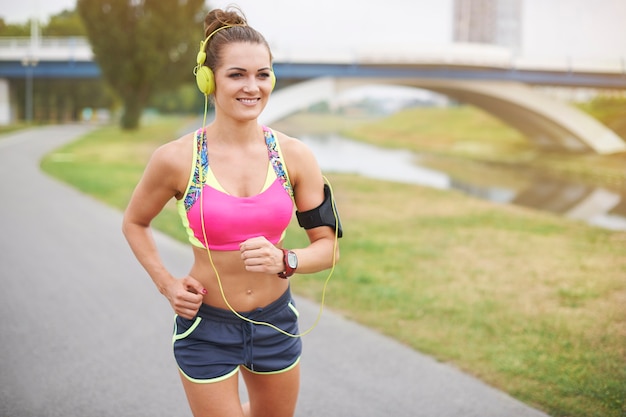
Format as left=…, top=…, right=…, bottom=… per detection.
left=296, top=184, right=343, bottom=238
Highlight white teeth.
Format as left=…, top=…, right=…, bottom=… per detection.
left=239, top=99, right=258, bottom=104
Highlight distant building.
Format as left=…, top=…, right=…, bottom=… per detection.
left=453, top=0, right=522, bottom=53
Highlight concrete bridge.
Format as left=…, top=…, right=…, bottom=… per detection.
left=1, top=36, right=626, bottom=154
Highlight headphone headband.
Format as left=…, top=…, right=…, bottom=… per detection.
left=196, top=25, right=236, bottom=66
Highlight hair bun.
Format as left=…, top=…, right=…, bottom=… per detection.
left=204, top=6, right=248, bottom=36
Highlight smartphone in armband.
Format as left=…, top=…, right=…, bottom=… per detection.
left=296, top=184, right=343, bottom=238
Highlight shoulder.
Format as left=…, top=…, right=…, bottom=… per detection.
left=270, top=128, right=315, bottom=163
left=142, top=131, right=195, bottom=192
left=268, top=127, right=324, bottom=207
left=149, top=131, right=194, bottom=170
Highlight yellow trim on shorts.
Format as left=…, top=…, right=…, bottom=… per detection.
left=241, top=356, right=301, bottom=375
left=172, top=316, right=202, bottom=341
left=178, top=365, right=241, bottom=384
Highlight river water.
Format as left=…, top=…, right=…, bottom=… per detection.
left=299, top=133, right=626, bottom=232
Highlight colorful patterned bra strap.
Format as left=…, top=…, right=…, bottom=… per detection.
left=182, top=128, right=208, bottom=212
left=263, top=126, right=294, bottom=199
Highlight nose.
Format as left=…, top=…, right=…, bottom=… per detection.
left=243, top=76, right=259, bottom=93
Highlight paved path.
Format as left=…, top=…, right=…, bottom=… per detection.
left=0, top=125, right=551, bottom=417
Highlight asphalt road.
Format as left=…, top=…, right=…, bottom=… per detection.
left=0, top=124, right=551, bottom=417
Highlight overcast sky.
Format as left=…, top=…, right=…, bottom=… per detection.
left=1, top=0, right=625, bottom=60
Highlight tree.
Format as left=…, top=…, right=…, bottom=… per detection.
left=0, top=18, right=30, bottom=36
left=77, top=0, right=206, bottom=129
left=44, top=10, right=87, bottom=36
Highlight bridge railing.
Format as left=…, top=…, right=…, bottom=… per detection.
left=0, top=37, right=93, bottom=62
left=274, top=42, right=626, bottom=74
left=0, top=36, right=624, bottom=74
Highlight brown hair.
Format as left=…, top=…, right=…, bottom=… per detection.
left=202, top=6, right=273, bottom=71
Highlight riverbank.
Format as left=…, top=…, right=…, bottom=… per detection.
left=40, top=114, right=626, bottom=417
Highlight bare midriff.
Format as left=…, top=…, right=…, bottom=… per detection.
left=189, top=245, right=289, bottom=312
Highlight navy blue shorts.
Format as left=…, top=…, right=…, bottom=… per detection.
left=172, top=288, right=302, bottom=383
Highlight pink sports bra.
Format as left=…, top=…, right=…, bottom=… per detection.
left=176, top=126, right=294, bottom=251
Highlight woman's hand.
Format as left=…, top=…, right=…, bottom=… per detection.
left=239, top=236, right=284, bottom=274
left=163, top=276, right=207, bottom=319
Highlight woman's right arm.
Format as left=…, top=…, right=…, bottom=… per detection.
left=122, top=142, right=206, bottom=318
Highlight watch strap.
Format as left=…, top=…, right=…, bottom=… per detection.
left=278, top=248, right=296, bottom=279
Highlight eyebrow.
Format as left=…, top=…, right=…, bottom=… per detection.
left=226, top=67, right=271, bottom=72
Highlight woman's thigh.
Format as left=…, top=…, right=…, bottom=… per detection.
left=180, top=370, right=245, bottom=417
left=241, top=363, right=300, bottom=417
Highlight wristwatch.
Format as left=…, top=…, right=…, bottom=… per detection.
left=278, top=249, right=298, bottom=279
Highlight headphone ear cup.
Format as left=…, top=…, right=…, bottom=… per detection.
left=270, top=70, right=276, bottom=91
left=196, top=66, right=215, bottom=95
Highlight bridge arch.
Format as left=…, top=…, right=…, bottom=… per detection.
left=262, top=77, right=626, bottom=154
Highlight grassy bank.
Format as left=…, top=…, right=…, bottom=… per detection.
left=41, top=113, right=626, bottom=417
left=0, top=122, right=33, bottom=137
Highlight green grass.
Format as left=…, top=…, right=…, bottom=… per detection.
left=41, top=113, right=626, bottom=417
left=0, top=122, right=34, bottom=137
left=294, top=175, right=625, bottom=417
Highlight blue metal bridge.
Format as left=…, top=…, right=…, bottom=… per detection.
left=1, top=37, right=625, bottom=88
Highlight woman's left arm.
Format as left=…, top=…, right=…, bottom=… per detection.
left=281, top=134, right=340, bottom=274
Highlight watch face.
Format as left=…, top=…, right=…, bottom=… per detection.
left=287, top=251, right=298, bottom=268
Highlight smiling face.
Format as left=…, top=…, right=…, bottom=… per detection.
left=212, top=42, right=274, bottom=122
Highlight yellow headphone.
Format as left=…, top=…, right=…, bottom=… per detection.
left=194, top=25, right=277, bottom=95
